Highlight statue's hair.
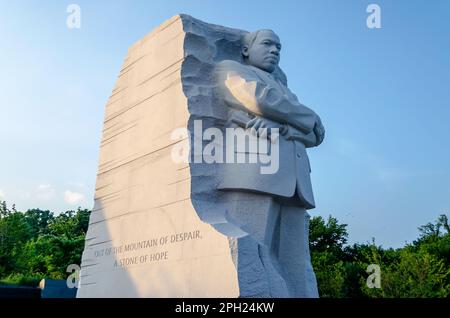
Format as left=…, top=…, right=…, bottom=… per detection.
left=241, top=29, right=275, bottom=49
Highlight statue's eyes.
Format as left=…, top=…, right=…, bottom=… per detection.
left=262, top=41, right=281, bottom=50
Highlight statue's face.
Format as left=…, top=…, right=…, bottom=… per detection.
left=244, top=30, right=281, bottom=73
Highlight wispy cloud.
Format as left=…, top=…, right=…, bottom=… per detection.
left=374, top=167, right=422, bottom=184
left=19, top=191, right=31, bottom=200
left=64, top=190, right=85, bottom=205
left=335, top=139, right=359, bottom=158
left=36, top=184, right=56, bottom=201
left=67, top=182, right=85, bottom=189
left=334, top=138, right=424, bottom=187
left=0, top=189, right=4, bottom=200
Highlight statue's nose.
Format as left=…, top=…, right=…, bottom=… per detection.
left=270, top=46, right=280, bottom=56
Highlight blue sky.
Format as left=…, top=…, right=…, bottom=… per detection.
left=1, top=0, right=449, bottom=248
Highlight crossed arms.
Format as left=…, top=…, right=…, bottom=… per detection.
left=216, top=60, right=325, bottom=147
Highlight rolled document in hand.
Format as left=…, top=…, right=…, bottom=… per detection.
left=229, top=110, right=278, bottom=142
left=229, top=110, right=255, bottom=127
left=228, top=109, right=317, bottom=147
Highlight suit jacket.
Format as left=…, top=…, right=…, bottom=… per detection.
left=214, top=60, right=323, bottom=209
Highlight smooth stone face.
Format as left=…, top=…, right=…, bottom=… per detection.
left=77, top=15, right=239, bottom=298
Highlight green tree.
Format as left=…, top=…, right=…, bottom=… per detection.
left=310, top=215, right=348, bottom=254
left=413, top=214, right=450, bottom=267
left=0, top=202, right=31, bottom=276
left=24, top=209, right=54, bottom=238
left=0, top=203, right=90, bottom=286
left=363, top=248, right=450, bottom=297
left=309, top=215, right=355, bottom=297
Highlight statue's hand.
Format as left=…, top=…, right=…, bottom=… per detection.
left=245, top=116, right=287, bottom=139
left=313, top=116, right=325, bottom=146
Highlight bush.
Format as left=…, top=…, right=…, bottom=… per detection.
left=0, top=272, right=44, bottom=287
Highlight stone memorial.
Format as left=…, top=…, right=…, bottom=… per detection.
left=77, top=14, right=325, bottom=298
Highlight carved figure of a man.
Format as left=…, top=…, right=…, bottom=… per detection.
left=214, top=29, right=324, bottom=297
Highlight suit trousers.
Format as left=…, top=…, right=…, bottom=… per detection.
left=224, top=191, right=319, bottom=298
